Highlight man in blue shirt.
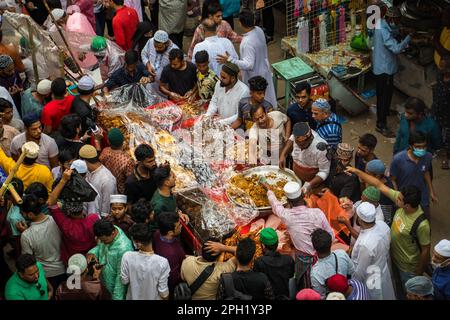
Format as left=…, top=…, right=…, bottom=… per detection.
left=390, top=131, right=438, bottom=218
left=287, top=82, right=317, bottom=131
left=394, top=97, right=442, bottom=155
left=103, top=50, right=151, bottom=94
left=372, top=5, right=411, bottom=137
left=311, top=98, right=342, bottom=149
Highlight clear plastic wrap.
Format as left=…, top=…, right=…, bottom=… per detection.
left=145, top=101, right=183, bottom=132
left=107, top=83, right=165, bottom=109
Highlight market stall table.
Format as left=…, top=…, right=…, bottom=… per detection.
left=281, top=36, right=371, bottom=93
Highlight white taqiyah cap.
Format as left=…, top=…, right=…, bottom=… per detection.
left=70, top=159, right=88, bottom=174
left=356, top=202, right=376, bottom=223
left=435, top=239, right=450, bottom=258
left=110, top=194, right=127, bottom=204
left=283, top=181, right=302, bottom=200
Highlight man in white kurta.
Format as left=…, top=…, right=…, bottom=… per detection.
left=351, top=202, right=396, bottom=300
left=217, top=10, right=277, bottom=108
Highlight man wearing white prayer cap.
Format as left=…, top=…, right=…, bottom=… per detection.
left=261, top=178, right=334, bottom=289
left=432, top=239, right=450, bottom=299
left=351, top=202, right=395, bottom=300
left=106, top=194, right=134, bottom=235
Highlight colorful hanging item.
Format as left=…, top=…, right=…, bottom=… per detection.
left=339, top=6, right=346, bottom=43
left=297, top=17, right=310, bottom=53
left=319, top=13, right=328, bottom=50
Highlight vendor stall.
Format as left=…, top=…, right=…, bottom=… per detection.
left=282, top=0, right=372, bottom=115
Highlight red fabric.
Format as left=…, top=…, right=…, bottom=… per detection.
left=74, top=0, right=96, bottom=30
left=41, top=95, right=75, bottom=132
left=49, top=206, right=99, bottom=265
left=296, top=288, right=321, bottom=300
left=112, top=6, right=139, bottom=51
left=325, top=274, right=349, bottom=293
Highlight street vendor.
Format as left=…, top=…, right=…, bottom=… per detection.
left=248, top=105, right=291, bottom=165
left=89, top=36, right=125, bottom=82
left=261, top=181, right=335, bottom=290
left=279, top=122, right=331, bottom=195
left=103, top=50, right=151, bottom=94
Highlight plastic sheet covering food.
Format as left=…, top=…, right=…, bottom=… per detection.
left=145, top=101, right=183, bottom=131
left=107, top=84, right=165, bottom=109
left=3, top=12, right=63, bottom=79
left=176, top=188, right=237, bottom=241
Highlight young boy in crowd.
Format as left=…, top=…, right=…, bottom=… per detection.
left=194, top=50, right=218, bottom=101
left=232, top=75, right=273, bottom=131
left=106, top=195, right=135, bottom=236
left=150, top=165, right=189, bottom=223
left=131, top=199, right=155, bottom=225
left=355, top=133, right=378, bottom=172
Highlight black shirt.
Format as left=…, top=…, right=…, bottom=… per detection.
left=355, top=154, right=378, bottom=172
left=328, top=164, right=361, bottom=202
left=286, top=102, right=317, bottom=130
left=229, top=271, right=274, bottom=300
left=253, top=251, right=295, bottom=299
left=124, top=167, right=158, bottom=204
left=71, top=96, right=96, bottom=133
left=160, top=62, right=197, bottom=96
left=54, top=133, right=85, bottom=157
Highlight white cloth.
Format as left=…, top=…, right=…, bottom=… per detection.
left=86, top=165, right=117, bottom=217
left=350, top=201, right=385, bottom=246
left=206, top=80, right=249, bottom=125
left=0, top=86, right=21, bottom=120
left=10, top=132, right=59, bottom=169
left=229, top=27, right=277, bottom=108
left=249, top=111, right=288, bottom=164
left=141, top=38, right=178, bottom=81
left=192, top=35, right=239, bottom=76
left=351, top=221, right=396, bottom=300
left=125, top=0, right=143, bottom=22
left=21, top=215, right=65, bottom=277
left=289, top=130, right=331, bottom=181
left=311, top=249, right=355, bottom=299
left=120, top=251, right=170, bottom=300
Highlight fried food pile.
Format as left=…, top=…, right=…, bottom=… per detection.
left=228, top=174, right=287, bottom=208
left=219, top=227, right=263, bottom=267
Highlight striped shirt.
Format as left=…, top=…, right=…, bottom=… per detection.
left=315, top=113, right=342, bottom=148
left=347, top=279, right=370, bottom=300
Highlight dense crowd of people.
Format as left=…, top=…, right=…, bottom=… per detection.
left=0, top=0, right=449, bottom=301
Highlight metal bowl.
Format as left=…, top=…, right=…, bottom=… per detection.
left=226, top=166, right=302, bottom=211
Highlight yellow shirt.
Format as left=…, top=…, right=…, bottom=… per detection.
left=434, top=27, right=450, bottom=68
left=0, top=147, right=53, bottom=193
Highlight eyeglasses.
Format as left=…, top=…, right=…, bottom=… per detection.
left=36, top=283, right=45, bottom=296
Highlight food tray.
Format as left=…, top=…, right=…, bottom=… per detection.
left=227, top=166, right=301, bottom=211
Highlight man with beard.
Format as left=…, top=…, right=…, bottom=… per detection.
left=5, top=254, right=53, bottom=300
left=279, top=122, right=331, bottom=195
left=327, top=143, right=361, bottom=203
left=205, top=62, right=249, bottom=125
left=150, top=164, right=189, bottom=223
left=0, top=55, right=23, bottom=115
left=10, top=113, right=59, bottom=169
left=125, top=144, right=158, bottom=205
left=141, top=30, right=178, bottom=85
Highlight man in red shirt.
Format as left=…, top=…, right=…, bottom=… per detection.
left=106, top=0, right=139, bottom=51
left=41, top=78, right=75, bottom=135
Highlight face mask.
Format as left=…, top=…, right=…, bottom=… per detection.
left=413, top=148, right=427, bottom=158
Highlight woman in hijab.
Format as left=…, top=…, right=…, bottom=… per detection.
left=132, top=21, right=155, bottom=56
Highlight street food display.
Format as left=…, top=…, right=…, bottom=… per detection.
left=227, top=166, right=301, bottom=210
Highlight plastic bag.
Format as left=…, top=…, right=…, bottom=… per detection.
left=108, top=84, right=165, bottom=109
left=59, top=172, right=98, bottom=202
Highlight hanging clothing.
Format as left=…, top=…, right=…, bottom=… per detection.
left=331, top=9, right=337, bottom=46
left=229, top=27, right=277, bottom=109
left=351, top=221, right=396, bottom=300
left=297, top=17, right=310, bottom=54
left=339, top=6, right=346, bottom=43
left=312, top=16, right=321, bottom=52
left=320, top=13, right=328, bottom=50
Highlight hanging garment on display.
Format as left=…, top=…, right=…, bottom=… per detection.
left=322, top=0, right=328, bottom=10
left=295, top=0, right=301, bottom=18
left=339, top=6, right=346, bottom=43
left=297, top=17, right=310, bottom=53
left=331, top=8, right=337, bottom=45
left=319, top=13, right=328, bottom=50
left=304, top=0, right=311, bottom=14
left=326, top=7, right=333, bottom=46
left=312, top=16, right=321, bottom=52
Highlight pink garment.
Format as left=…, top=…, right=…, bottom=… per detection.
left=74, top=0, right=95, bottom=30
left=66, top=12, right=98, bottom=69
left=339, top=6, right=346, bottom=43
left=267, top=190, right=335, bottom=256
